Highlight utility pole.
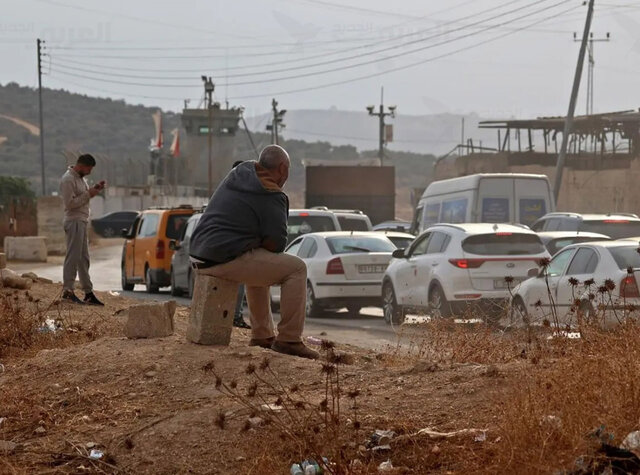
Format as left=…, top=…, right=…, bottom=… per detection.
left=202, top=75, right=215, bottom=195
left=266, top=98, right=286, bottom=145
left=573, top=31, right=610, bottom=115
left=367, top=87, right=396, bottom=166
left=37, top=39, right=46, bottom=195
left=553, top=0, right=595, bottom=205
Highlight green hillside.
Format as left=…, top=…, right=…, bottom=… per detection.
left=0, top=82, right=436, bottom=201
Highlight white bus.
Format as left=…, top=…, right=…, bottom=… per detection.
left=412, top=173, right=555, bottom=234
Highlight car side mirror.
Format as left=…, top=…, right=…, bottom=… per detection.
left=392, top=249, right=406, bottom=259
left=169, top=240, right=181, bottom=251
left=527, top=267, right=541, bottom=279
left=121, top=228, right=130, bottom=238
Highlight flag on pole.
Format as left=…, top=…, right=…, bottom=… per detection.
left=151, top=110, right=163, bottom=149
left=170, top=128, right=180, bottom=157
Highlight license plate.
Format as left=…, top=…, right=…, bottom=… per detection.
left=494, top=279, right=519, bottom=289
left=358, top=264, right=386, bottom=274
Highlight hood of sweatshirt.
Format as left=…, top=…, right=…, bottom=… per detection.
left=225, top=161, right=282, bottom=194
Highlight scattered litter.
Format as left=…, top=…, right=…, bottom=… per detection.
left=305, top=336, right=323, bottom=346
left=88, top=449, right=104, bottom=460
left=290, top=463, right=304, bottom=475
left=403, top=315, right=430, bottom=325
left=474, top=431, right=487, bottom=442
left=431, top=445, right=441, bottom=454
left=248, top=417, right=264, bottom=428
left=81, top=415, right=91, bottom=422
left=38, top=318, right=62, bottom=333
left=34, top=426, right=46, bottom=434
left=235, top=456, right=246, bottom=462
left=108, top=290, right=120, bottom=296
left=540, top=415, right=562, bottom=430
left=397, top=427, right=488, bottom=441
left=367, top=429, right=396, bottom=452
left=621, top=431, right=640, bottom=453
left=546, top=331, right=581, bottom=340
left=378, top=460, right=394, bottom=472
left=290, top=457, right=329, bottom=475
left=454, top=318, right=484, bottom=324
left=260, top=403, right=284, bottom=412
left=85, top=442, right=96, bottom=449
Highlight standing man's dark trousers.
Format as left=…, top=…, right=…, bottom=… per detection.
left=63, top=220, right=93, bottom=293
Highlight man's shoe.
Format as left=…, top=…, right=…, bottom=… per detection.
left=83, top=292, right=104, bottom=306
left=233, top=316, right=251, bottom=329
left=271, top=341, right=319, bottom=360
left=62, top=290, right=84, bottom=305
left=249, top=337, right=275, bottom=349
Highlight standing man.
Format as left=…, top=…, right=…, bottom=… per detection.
left=59, top=154, right=105, bottom=305
left=190, top=145, right=318, bottom=359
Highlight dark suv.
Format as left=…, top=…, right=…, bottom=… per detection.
left=531, top=213, right=640, bottom=239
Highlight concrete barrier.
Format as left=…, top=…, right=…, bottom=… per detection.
left=3, top=236, right=47, bottom=262
left=37, top=196, right=65, bottom=255
left=0, top=252, right=5, bottom=269
left=187, top=274, right=237, bottom=345
left=124, top=300, right=176, bottom=339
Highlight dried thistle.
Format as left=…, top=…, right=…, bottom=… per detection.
left=319, top=399, right=328, bottom=411
left=241, top=420, right=251, bottom=432
left=584, top=278, right=595, bottom=286
left=604, top=279, right=616, bottom=291
left=321, top=339, right=336, bottom=351
left=597, top=285, right=608, bottom=294
left=588, top=293, right=596, bottom=301
left=289, top=384, right=300, bottom=393
left=348, top=389, right=361, bottom=399
left=538, top=258, right=551, bottom=269
left=294, top=401, right=305, bottom=409
left=328, top=351, right=350, bottom=365
left=246, top=382, right=258, bottom=397
left=628, top=267, right=634, bottom=275
left=215, top=376, right=222, bottom=389
left=229, top=380, right=238, bottom=389
left=201, top=361, right=215, bottom=373
left=504, top=276, right=514, bottom=284
left=215, top=411, right=226, bottom=429
left=274, top=396, right=283, bottom=407
left=321, top=363, right=336, bottom=375
left=245, top=363, right=256, bottom=375
left=259, top=357, right=270, bottom=371
left=568, top=277, right=579, bottom=286
left=534, top=300, right=542, bottom=308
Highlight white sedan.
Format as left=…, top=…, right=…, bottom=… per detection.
left=508, top=240, right=640, bottom=327
left=271, top=232, right=396, bottom=317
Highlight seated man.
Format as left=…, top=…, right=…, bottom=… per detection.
left=189, top=145, right=318, bottom=360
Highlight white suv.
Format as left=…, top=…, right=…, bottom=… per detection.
left=382, top=223, right=550, bottom=324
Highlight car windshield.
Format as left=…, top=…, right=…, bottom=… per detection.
left=287, top=216, right=337, bottom=241
left=609, top=245, right=640, bottom=269
left=337, top=216, right=369, bottom=231
left=547, top=236, right=608, bottom=255
left=326, top=236, right=395, bottom=254
left=166, top=214, right=192, bottom=240
left=580, top=220, right=640, bottom=239
left=462, top=233, right=545, bottom=255
left=387, top=236, right=414, bottom=249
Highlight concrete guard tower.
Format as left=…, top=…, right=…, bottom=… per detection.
left=180, top=76, right=242, bottom=195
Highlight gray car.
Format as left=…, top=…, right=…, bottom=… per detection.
left=170, top=212, right=202, bottom=297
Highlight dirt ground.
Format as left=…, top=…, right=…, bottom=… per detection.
left=2, top=280, right=638, bottom=474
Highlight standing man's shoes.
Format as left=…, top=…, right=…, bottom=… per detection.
left=61, top=290, right=85, bottom=304
left=271, top=341, right=319, bottom=360
left=233, top=316, right=251, bottom=329
left=249, top=337, right=275, bottom=349
left=83, top=292, right=104, bottom=306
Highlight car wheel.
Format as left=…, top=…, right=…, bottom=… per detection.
left=103, top=226, right=115, bottom=238
left=306, top=282, right=322, bottom=318
left=121, top=262, right=134, bottom=291
left=428, top=284, right=451, bottom=318
left=347, top=304, right=361, bottom=316
left=145, top=266, right=159, bottom=293
left=170, top=267, right=182, bottom=296
left=188, top=270, right=195, bottom=299
left=383, top=281, right=404, bottom=325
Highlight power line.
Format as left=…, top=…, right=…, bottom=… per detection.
left=228, top=2, right=580, bottom=100
left=46, top=0, right=570, bottom=89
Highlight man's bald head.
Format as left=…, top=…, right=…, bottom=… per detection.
left=258, top=145, right=290, bottom=188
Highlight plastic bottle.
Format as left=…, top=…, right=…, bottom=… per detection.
left=290, top=463, right=304, bottom=475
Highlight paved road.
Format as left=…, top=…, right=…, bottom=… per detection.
left=10, top=241, right=414, bottom=350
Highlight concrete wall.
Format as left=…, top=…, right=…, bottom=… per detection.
left=37, top=196, right=65, bottom=255
left=434, top=152, right=638, bottom=214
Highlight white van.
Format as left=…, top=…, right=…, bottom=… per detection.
left=412, top=173, right=555, bottom=234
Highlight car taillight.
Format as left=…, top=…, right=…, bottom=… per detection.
left=156, top=240, right=165, bottom=259
left=326, top=257, right=344, bottom=274
left=448, top=258, right=484, bottom=269
left=621, top=275, right=640, bottom=298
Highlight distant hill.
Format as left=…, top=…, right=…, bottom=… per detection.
left=0, top=83, right=438, bottom=217
left=247, top=109, right=498, bottom=156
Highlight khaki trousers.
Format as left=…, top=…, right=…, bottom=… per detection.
left=63, top=220, right=93, bottom=293
left=198, top=248, right=306, bottom=342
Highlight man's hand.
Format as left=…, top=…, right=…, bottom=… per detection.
left=88, top=187, right=100, bottom=198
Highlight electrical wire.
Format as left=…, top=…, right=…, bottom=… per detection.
left=47, top=0, right=573, bottom=88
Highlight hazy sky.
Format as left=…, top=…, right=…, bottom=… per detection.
left=2, top=0, right=640, bottom=119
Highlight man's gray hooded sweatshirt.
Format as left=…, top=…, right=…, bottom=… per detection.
left=189, top=160, right=289, bottom=265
